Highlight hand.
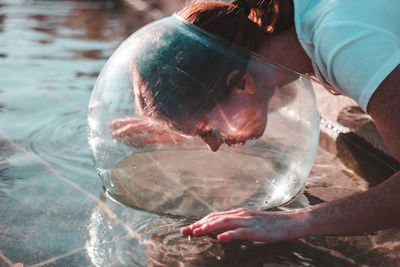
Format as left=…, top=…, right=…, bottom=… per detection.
left=108, top=117, right=186, bottom=145
left=181, top=208, right=308, bottom=243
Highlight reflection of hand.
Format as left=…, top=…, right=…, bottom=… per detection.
left=108, top=117, right=186, bottom=145
left=181, top=208, right=307, bottom=243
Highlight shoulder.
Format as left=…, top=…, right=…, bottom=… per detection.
left=294, top=0, right=400, bottom=43
left=294, top=0, right=400, bottom=111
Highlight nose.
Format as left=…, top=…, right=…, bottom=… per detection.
left=199, top=132, right=224, bottom=152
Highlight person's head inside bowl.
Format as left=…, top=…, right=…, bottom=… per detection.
left=123, top=1, right=304, bottom=151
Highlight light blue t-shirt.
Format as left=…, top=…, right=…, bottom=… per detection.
left=293, top=0, right=400, bottom=111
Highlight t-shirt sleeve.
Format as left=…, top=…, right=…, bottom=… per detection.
left=313, top=21, right=400, bottom=111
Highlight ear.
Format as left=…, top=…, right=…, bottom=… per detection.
left=242, top=74, right=256, bottom=94
left=226, top=70, right=256, bottom=95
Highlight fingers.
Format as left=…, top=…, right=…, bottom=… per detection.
left=109, top=117, right=174, bottom=138
left=193, top=216, right=246, bottom=237
left=108, top=117, right=141, bottom=129
left=198, top=208, right=250, bottom=222
left=109, top=117, right=188, bottom=147
left=113, top=124, right=141, bottom=137
left=182, top=217, right=258, bottom=242
left=182, top=209, right=247, bottom=233
left=181, top=208, right=251, bottom=236
left=141, top=132, right=185, bottom=144
left=109, top=117, right=161, bottom=133
left=113, top=123, right=165, bottom=137
left=217, top=228, right=253, bottom=242
left=113, top=124, right=163, bottom=137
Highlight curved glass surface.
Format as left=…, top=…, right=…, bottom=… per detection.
left=88, top=14, right=320, bottom=218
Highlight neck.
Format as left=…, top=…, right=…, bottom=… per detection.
left=257, top=27, right=313, bottom=75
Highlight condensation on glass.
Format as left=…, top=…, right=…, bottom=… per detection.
left=88, top=14, right=320, bottom=218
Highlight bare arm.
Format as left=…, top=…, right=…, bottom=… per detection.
left=181, top=65, right=400, bottom=242
left=368, top=65, right=400, bottom=160
left=306, top=65, right=400, bottom=236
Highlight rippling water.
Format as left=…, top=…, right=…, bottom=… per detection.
left=1, top=0, right=399, bottom=266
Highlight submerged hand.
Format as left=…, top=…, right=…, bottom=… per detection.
left=181, top=208, right=309, bottom=243
left=108, top=117, right=186, bottom=145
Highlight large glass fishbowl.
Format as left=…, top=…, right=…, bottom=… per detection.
left=88, top=14, right=320, bottom=218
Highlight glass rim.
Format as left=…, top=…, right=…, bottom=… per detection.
left=173, top=13, right=310, bottom=79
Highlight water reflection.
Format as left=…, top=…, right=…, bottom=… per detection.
left=0, top=14, right=4, bottom=32
left=83, top=133, right=400, bottom=266
left=86, top=194, right=359, bottom=267
left=62, top=0, right=131, bottom=40
left=28, top=0, right=156, bottom=42
left=0, top=141, right=13, bottom=198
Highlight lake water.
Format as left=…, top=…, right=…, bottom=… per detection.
left=1, top=0, right=399, bottom=266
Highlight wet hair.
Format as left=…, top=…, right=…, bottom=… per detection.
left=133, top=0, right=294, bottom=130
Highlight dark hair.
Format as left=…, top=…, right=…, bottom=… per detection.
left=179, top=0, right=294, bottom=42
left=133, top=0, right=294, bottom=130
left=132, top=25, right=247, bottom=130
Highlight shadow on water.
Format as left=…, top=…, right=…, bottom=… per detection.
left=0, top=0, right=400, bottom=266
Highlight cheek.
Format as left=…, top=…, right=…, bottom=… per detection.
left=204, top=96, right=269, bottom=137
left=238, top=109, right=267, bottom=129
left=231, top=98, right=268, bottom=124
left=217, top=109, right=267, bottom=139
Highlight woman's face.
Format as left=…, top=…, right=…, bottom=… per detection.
left=175, top=70, right=269, bottom=151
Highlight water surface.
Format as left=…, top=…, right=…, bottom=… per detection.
left=1, top=0, right=399, bottom=266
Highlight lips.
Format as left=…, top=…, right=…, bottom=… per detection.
left=195, top=113, right=267, bottom=152
left=202, top=132, right=263, bottom=151
left=224, top=133, right=261, bottom=146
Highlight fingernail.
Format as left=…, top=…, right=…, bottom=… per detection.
left=217, top=234, right=228, bottom=242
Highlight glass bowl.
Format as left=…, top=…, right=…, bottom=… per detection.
left=88, top=14, right=319, bottom=218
